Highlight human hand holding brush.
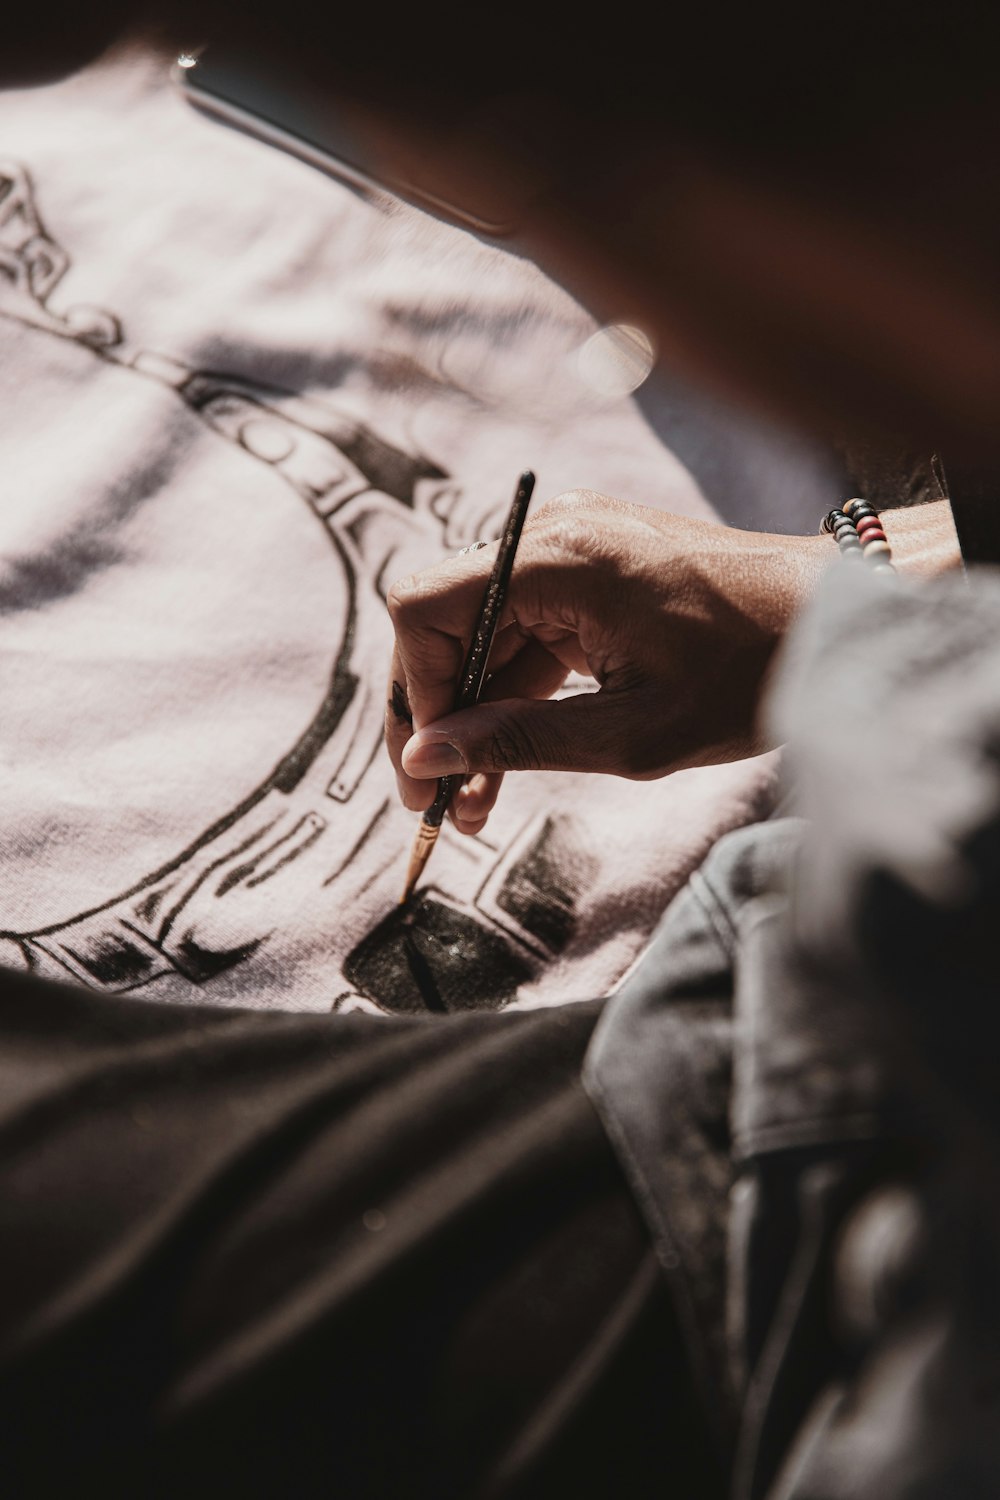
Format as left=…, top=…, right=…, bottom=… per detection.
left=385, top=488, right=834, bottom=837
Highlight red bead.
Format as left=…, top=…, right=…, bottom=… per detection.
left=856, top=516, right=884, bottom=539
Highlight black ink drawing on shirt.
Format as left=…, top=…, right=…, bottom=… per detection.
left=0, top=162, right=594, bottom=1011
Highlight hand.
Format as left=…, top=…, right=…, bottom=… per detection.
left=384, top=489, right=830, bottom=833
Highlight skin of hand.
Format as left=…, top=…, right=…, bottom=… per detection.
left=385, top=492, right=961, bottom=834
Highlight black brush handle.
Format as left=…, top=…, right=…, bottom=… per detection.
left=422, top=470, right=535, bottom=829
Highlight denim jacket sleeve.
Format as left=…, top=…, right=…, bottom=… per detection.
left=743, top=562, right=1000, bottom=1500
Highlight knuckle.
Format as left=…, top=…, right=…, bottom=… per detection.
left=529, top=493, right=629, bottom=569
left=531, top=491, right=598, bottom=543
left=545, top=512, right=604, bottom=565
left=535, top=488, right=594, bottom=519
left=386, top=575, right=417, bottom=623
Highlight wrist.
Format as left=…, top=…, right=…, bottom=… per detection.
left=768, top=531, right=832, bottom=625
left=877, top=499, right=963, bottom=578
left=756, top=499, right=961, bottom=644
left=806, top=498, right=961, bottom=586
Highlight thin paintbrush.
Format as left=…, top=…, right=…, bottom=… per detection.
left=400, top=470, right=535, bottom=903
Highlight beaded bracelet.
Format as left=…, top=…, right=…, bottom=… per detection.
left=821, top=498, right=896, bottom=574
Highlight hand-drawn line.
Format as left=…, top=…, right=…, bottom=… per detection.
left=0, top=160, right=588, bottom=1005
left=353, top=850, right=400, bottom=903
left=322, top=799, right=392, bottom=887
left=245, top=813, right=327, bottom=890
left=0, top=161, right=121, bottom=347
left=0, top=162, right=428, bottom=984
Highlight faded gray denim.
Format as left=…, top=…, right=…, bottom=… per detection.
left=586, top=563, right=1000, bottom=1498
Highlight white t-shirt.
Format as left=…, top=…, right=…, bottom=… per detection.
left=0, top=41, right=835, bottom=1014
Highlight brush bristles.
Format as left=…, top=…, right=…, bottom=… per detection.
left=399, top=819, right=441, bottom=904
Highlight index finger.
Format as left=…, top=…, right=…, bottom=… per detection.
left=386, top=543, right=501, bottom=732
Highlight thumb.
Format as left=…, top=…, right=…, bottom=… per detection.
left=400, top=694, right=641, bottom=778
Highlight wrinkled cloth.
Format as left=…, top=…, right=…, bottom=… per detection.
left=587, top=561, right=1000, bottom=1497
left=0, top=40, right=844, bottom=1016
left=0, top=981, right=722, bottom=1500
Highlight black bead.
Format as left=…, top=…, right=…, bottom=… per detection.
left=851, top=504, right=879, bottom=522
left=823, top=508, right=845, bottom=534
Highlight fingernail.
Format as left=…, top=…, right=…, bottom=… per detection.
left=403, top=735, right=468, bottom=778
left=455, top=783, right=480, bottom=813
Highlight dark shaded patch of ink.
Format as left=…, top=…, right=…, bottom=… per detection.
left=344, top=891, right=531, bottom=1014
left=390, top=679, right=413, bottom=727
left=401, top=928, right=447, bottom=1012
left=495, top=815, right=593, bottom=952
left=341, top=424, right=446, bottom=509
left=51, top=927, right=165, bottom=989
left=171, top=933, right=266, bottom=983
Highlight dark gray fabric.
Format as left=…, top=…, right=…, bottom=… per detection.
left=835, top=440, right=945, bottom=512
left=583, top=816, right=804, bottom=1448
left=586, top=562, right=1000, bottom=1499
left=759, top=563, right=1000, bottom=1498
left=937, top=457, right=1000, bottom=565
left=0, top=984, right=718, bottom=1499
